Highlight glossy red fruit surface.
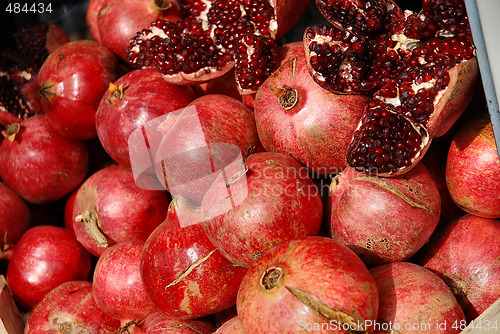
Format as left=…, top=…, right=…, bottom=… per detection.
left=237, top=236, right=379, bottom=333
left=0, top=181, right=30, bottom=244
left=72, top=164, right=169, bottom=257
left=38, top=40, right=120, bottom=140
left=417, top=214, right=500, bottom=321
left=370, top=262, right=465, bottom=334
left=0, top=115, right=89, bottom=204
left=446, top=112, right=500, bottom=218
left=202, top=152, right=323, bottom=267
left=96, top=68, right=196, bottom=168
left=141, top=197, right=247, bottom=319
left=24, top=281, right=121, bottom=333
left=2, top=226, right=91, bottom=309
left=327, top=162, right=440, bottom=266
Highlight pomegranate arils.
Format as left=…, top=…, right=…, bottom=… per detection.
left=128, top=0, right=280, bottom=93
left=307, top=0, right=478, bottom=176
left=347, top=103, right=429, bottom=174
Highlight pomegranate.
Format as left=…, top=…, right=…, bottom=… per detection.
left=254, top=42, right=368, bottom=175
left=0, top=115, right=89, bottom=204
left=24, top=281, right=122, bottom=333
left=446, top=111, right=500, bottom=218
left=0, top=182, right=30, bottom=244
left=370, top=262, right=465, bottom=333
left=126, top=0, right=313, bottom=93
left=96, top=0, right=182, bottom=60
left=154, top=94, right=262, bottom=204
left=86, top=0, right=107, bottom=43
left=417, top=214, right=500, bottom=321
left=201, top=152, right=323, bottom=267
left=141, top=196, right=247, bottom=319
left=138, top=311, right=216, bottom=333
left=303, top=0, right=479, bottom=176
left=0, top=23, right=69, bottom=123
left=327, top=162, right=440, bottom=267
left=93, top=241, right=158, bottom=324
left=1, top=225, right=91, bottom=309
left=215, top=316, right=244, bottom=333
left=96, top=68, right=196, bottom=168
left=72, top=164, right=169, bottom=257
left=421, top=139, right=465, bottom=224
left=237, top=236, right=379, bottom=333
left=38, top=40, right=120, bottom=140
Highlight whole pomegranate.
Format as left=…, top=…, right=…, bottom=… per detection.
left=154, top=94, right=262, bottom=204
left=38, top=40, right=120, bottom=140
left=126, top=0, right=313, bottom=93
left=0, top=115, right=89, bottom=204
left=72, top=164, right=169, bottom=257
left=327, top=162, right=441, bottom=266
left=255, top=42, right=368, bottom=175
left=202, top=152, right=323, bottom=267
left=303, top=0, right=479, bottom=176
left=446, top=111, right=500, bottom=218
left=0, top=182, right=30, bottom=244
left=141, top=196, right=247, bottom=319
left=93, top=241, right=158, bottom=324
left=24, top=281, right=121, bottom=333
left=237, top=236, right=379, bottom=333
left=1, top=225, right=91, bottom=309
left=96, top=68, right=196, bottom=168
left=417, top=214, right=500, bottom=321
left=370, top=262, right=465, bottom=334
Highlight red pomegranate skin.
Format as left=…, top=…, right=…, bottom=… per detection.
left=0, top=115, right=89, bottom=204
left=141, top=198, right=247, bottom=319
left=0, top=182, right=30, bottom=244
left=139, top=311, right=216, bottom=333
left=421, top=140, right=465, bottom=224
left=93, top=241, right=158, bottom=322
left=446, top=112, right=500, bottom=218
left=24, top=281, right=121, bottom=333
left=86, top=0, right=106, bottom=43
left=417, top=214, right=500, bottom=321
left=154, top=94, right=262, bottom=204
left=38, top=40, right=120, bottom=140
left=370, top=262, right=465, bottom=334
left=214, top=316, right=245, bottom=334
left=72, top=164, right=169, bottom=257
left=327, top=163, right=441, bottom=266
left=96, top=69, right=196, bottom=168
left=64, top=189, right=78, bottom=230
left=255, top=44, right=368, bottom=175
left=237, top=236, right=379, bottom=334
left=202, top=152, right=323, bottom=267
left=97, top=0, right=182, bottom=60
left=2, top=225, right=91, bottom=309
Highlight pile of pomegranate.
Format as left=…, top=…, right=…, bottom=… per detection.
left=0, top=0, right=499, bottom=333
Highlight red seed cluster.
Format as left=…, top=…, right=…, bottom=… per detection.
left=346, top=103, right=425, bottom=174
left=128, top=0, right=277, bottom=89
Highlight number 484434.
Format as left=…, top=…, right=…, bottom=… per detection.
left=5, top=2, right=53, bottom=14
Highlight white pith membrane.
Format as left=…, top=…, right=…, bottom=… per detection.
left=128, top=0, right=278, bottom=80
left=306, top=34, right=350, bottom=83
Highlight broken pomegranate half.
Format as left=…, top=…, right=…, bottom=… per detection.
left=304, top=0, right=479, bottom=176
left=126, top=0, right=312, bottom=94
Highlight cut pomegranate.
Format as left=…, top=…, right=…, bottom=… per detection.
left=304, top=0, right=479, bottom=176
left=127, top=0, right=312, bottom=94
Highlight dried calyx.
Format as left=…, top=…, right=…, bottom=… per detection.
left=127, top=0, right=286, bottom=94
left=304, top=0, right=478, bottom=176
